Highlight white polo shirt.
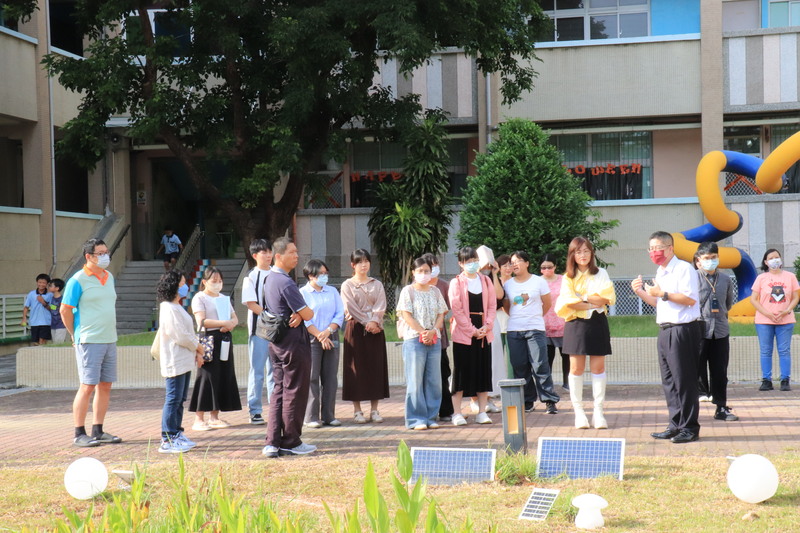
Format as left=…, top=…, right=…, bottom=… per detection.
left=654, top=255, right=701, bottom=325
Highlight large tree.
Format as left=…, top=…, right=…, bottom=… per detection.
left=8, top=0, right=551, bottom=253
left=458, top=119, right=618, bottom=264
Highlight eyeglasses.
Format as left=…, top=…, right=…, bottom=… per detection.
left=540, top=266, right=555, bottom=270
left=89, top=251, right=110, bottom=256
left=510, top=261, right=525, bottom=266
left=647, top=245, right=671, bottom=252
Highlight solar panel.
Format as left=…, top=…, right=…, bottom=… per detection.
left=536, top=437, right=625, bottom=480
left=409, top=447, right=496, bottom=485
left=518, top=488, right=560, bottom=521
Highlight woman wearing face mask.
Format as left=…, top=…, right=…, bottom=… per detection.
left=555, top=238, right=615, bottom=429
left=155, top=270, right=203, bottom=453
left=397, top=257, right=449, bottom=430
left=341, top=249, right=390, bottom=424
left=448, top=247, right=497, bottom=426
left=540, top=253, right=570, bottom=391
left=189, top=267, right=241, bottom=431
left=750, top=249, right=800, bottom=392
left=299, top=259, right=345, bottom=428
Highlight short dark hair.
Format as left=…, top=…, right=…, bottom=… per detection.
left=511, top=250, right=530, bottom=264
left=649, top=231, right=673, bottom=245
left=164, top=226, right=173, bottom=232
left=36, top=273, right=51, bottom=283
left=457, top=246, right=478, bottom=263
left=50, top=278, right=65, bottom=291
left=761, top=248, right=781, bottom=272
left=273, top=236, right=293, bottom=255
left=82, top=238, right=106, bottom=256
left=496, top=254, right=511, bottom=267
left=541, top=253, right=558, bottom=265
left=350, top=248, right=371, bottom=265
left=249, top=238, right=272, bottom=256
left=303, top=259, right=329, bottom=280
left=156, top=269, right=184, bottom=303
left=696, top=241, right=718, bottom=256
left=412, top=256, right=431, bottom=270
left=421, top=252, right=439, bottom=267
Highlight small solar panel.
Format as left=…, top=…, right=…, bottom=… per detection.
left=518, top=488, right=560, bottom=521
left=409, top=447, right=496, bottom=485
left=536, top=437, right=625, bottom=480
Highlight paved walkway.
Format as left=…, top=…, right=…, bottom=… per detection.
left=1, top=384, right=798, bottom=468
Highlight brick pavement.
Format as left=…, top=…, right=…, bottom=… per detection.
left=0, top=384, right=798, bottom=469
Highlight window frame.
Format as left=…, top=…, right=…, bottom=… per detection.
left=543, top=0, right=650, bottom=42
left=768, top=0, right=800, bottom=28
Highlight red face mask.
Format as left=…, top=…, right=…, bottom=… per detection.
left=649, top=249, right=667, bottom=265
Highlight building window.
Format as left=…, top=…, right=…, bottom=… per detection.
left=348, top=139, right=470, bottom=208
left=770, top=124, right=800, bottom=193
left=0, top=5, right=19, bottom=31
left=50, top=0, right=84, bottom=56
left=125, top=8, right=191, bottom=57
left=768, top=0, right=800, bottom=27
left=541, top=0, right=649, bottom=42
left=723, top=126, right=763, bottom=196
left=551, top=131, right=653, bottom=200
left=0, top=138, right=23, bottom=208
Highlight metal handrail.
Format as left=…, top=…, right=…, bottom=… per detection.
left=175, top=224, right=204, bottom=273
left=108, top=224, right=131, bottom=259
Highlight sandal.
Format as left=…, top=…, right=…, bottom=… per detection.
left=354, top=411, right=368, bottom=424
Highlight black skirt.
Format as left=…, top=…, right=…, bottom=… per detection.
left=563, top=312, right=612, bottom=356
left=452, top=291, right=492, bottom=396
left=189, top=329, right=242, bottom=412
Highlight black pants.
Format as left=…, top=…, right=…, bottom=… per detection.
left=547, top=344, right=570, bottom=387
left=698, top=335, right=730, bottom=406
left=657, top=322, right=702, bottom=434
left=438, top=348, right=454, bottom=417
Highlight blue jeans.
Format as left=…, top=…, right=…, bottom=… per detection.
left=506, top=330, right=560, bottom=403
left=247, top=334, right=273, bottom=415
left=755, top=323, right=793, bottom=380
left=162, top=371, right=192, bottom=440
left=402, top=338, right=442, bottom=428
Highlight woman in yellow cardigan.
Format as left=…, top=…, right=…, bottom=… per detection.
left=555, top=237, right=616, bottom=429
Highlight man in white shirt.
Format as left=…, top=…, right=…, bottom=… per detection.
left=632, top=231, right=702, bottom=444
left=242, top=239, right=273, bottom=425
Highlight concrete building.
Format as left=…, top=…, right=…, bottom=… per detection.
left=3, top=1, right=800, bottom=335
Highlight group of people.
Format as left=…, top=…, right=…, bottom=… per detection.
left=58, top=230, right=796, bottom=453
left=21, top=274, right=67, bottom=346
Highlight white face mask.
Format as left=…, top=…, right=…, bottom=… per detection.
left=767, top=258, right=783, bottom=270
left=206, top=281, right=223, bottom=293
left=96, top=254, right=110, bottom=269
left=414, top=272, right=432, bottom=285
left=430, top=265, right=440, bottom=278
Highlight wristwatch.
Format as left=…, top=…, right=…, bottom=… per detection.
left=661, top=292, right=669, bottom=301
left=328, top=327, right=335, bottom=335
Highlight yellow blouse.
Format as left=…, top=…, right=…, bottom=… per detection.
left=554, top=267, right=617, bottom=322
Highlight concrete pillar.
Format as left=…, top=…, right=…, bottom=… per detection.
left=700, top=0, right=724, bottom=156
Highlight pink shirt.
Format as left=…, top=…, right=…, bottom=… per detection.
left=543, top=274, right=565, bottom=338
left=448, top=273, right=497, bottom=345
left=751, top=270, right=799, bottom=325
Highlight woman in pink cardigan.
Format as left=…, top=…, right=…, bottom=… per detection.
left=448, top=247, right=497, bottom=426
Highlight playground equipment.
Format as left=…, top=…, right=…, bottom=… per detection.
left=673, top=131, right=800, bottom=321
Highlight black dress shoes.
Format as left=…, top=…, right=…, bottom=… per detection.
left=670, top=430, right=699, bottom=444
left=650, top=428, right=680, bottom=440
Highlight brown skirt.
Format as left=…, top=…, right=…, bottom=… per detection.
left=342, top=320, right=390, bottom=401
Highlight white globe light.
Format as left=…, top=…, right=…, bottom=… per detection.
left=727, top=454, right=779, bottom=504
left=64, top=457, right=108, bottom=500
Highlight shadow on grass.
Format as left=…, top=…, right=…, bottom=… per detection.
left=762, top=492, right=800, bottom=507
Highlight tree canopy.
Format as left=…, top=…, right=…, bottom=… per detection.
left=457, top=119, right=618, bottom=265
left=9, top=0, right=551, bottom=252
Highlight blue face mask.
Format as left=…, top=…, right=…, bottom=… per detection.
left=178, top=284, right=189, bottom=298
left=464, top=261, right=480, bottom=274
left=316, top=274, right=329, bottom=287
left=700, top=258, right=719, bottom=272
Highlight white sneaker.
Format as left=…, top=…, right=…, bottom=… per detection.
left=370, top=410, right=384, bottom=423
left=262, top=445, right=279, bottom=458
left=699, top=395, right=713, bottom=403
left=159, top=440, right=192, bottom=454
left=475, top=412, right=492, bottom=424
left=304, top=421, right=322, bottom=429
left=452, top=414, right=468, bottom=426
left=428, top=422, right=440, bottom=429
left=353, top=411, right=368, bottom=424
left=485, top=399, right=501, bottom=413
left=279, top=442, right=317, bottom=455
left=469, top=400, right=480, bottom=414
left=175, top=433, right=196, bottom=449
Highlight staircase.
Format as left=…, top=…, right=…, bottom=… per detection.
left=115, top=258, right=246, bottom=335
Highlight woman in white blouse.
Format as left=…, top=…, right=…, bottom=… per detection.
left=155, top=270, right=203, bottom=453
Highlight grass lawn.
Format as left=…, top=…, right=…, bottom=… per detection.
left=0, top=451, right=797, bottom=531
left=111, top=314, right=766, bottom=346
